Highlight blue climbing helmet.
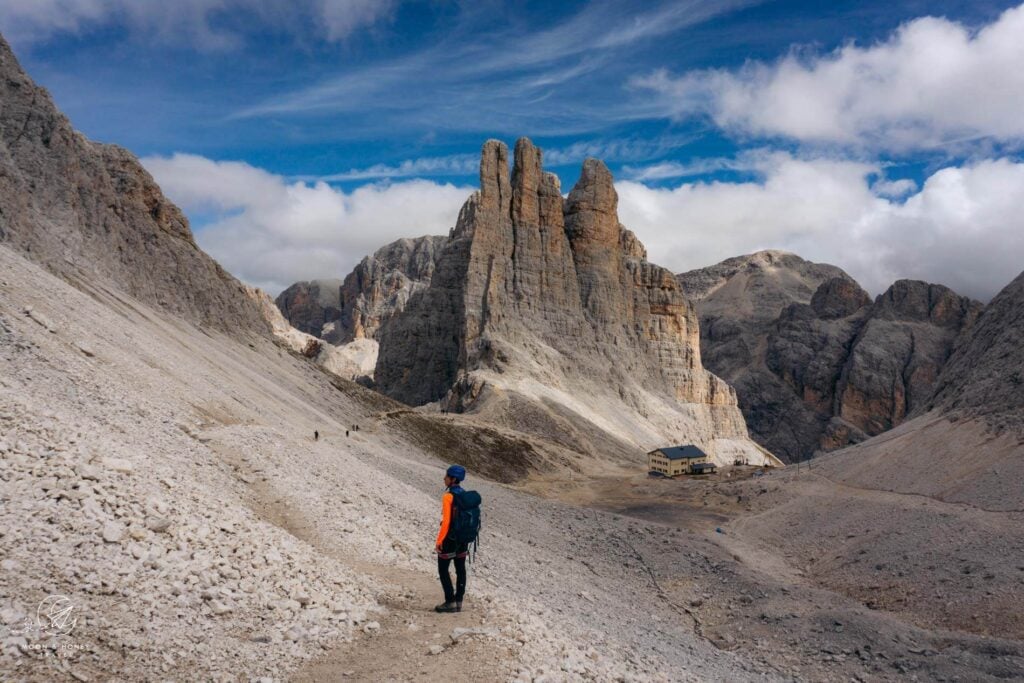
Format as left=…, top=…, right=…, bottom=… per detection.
left=446, top=464, right=466, bottom=482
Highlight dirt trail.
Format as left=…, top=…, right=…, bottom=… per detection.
left=208, top=437, right=517, bottom=682
left=708, top=529, right=806, bottom=585
left=294, top=563, right=514, bottom=683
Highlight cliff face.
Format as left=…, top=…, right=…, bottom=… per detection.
left=275, top=236, right=447, bottom=344
left=0, top=35, right=267, bottom=336
left=376, top=139, right=775, bottom=466
left=680, top=253, right=981, bottom=461
left=928, top=269, right=1024, bottom=436
left=804, top=268, right=1024, bottom=512
left=275, top=279, right=343, bottom=338
left=333, top=235, right=448, bottom=343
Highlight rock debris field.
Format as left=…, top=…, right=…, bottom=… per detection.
left=0, top=246, right=742, bottom=681
left=2, top=240, right=1024, bottom=682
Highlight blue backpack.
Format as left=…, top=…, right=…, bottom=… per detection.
left=450, top=489, right=482, bottom=550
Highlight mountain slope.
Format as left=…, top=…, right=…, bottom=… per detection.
left=927, top=269, right=1024, bottom=435
left=710, top=269, right=1024, bottom=652
left=0, top=35, right=266, bottom=336
left=679, top=252, right=980, bottom=461
left=813, top=268, right=1024, bottom=510
left=3, top=242, right=753, bottom=681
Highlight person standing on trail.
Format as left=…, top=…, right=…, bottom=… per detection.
left=314, top=430, right=319, bottom=441
left=435, top=464, right=482, bottom=613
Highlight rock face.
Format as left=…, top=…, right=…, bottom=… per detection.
left=376, top=139, right=776, bottom=467
left=679, top=253, right=982, bottom=461
left=806, top=269, right=1024, bottom=511
left=275, top=279, right=343, bottom=338
left=333, top=235, right=448, bottom=343
left=678, top=250, right=849, bottom=322
left=0, top=35, right=267, bottom=336
left=275, top=236, right=448, bottom=344
left=249, top=286, right=378, bottom=380
left=927, top=269, right=1024, bottom=436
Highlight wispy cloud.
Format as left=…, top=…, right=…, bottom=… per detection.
left=304, top=134, right=702, bottom=182
left=622, top=157, right=747, bottom=181
left=230, top=0, right=760, bottom=135
left=300, top=154, right=479, bottom=182
left=543, top=135, right=700, bottom=166
left=0, top=0, right=396, bottom=50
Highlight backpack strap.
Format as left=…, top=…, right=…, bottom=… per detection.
left=470, top=509, right=481, bottom=563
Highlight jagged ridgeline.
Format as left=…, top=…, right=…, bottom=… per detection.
left=375, top=138, right=779, bottom=467
left=679, top=251, right=982, bottom=462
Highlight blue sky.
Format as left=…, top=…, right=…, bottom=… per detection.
left=4, top=0, right=1024, bottom=298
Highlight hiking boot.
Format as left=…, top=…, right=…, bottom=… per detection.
left=455, top=601, right=463, bottom=612
left=434, top=601, right=459, bottom=613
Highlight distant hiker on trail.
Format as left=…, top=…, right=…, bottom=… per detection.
left=314, top=430, right=319, bottom=441
left=435, top=464, right=482, bottom=613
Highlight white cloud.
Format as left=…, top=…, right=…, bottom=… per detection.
left=621, top=155, right=756, bottom=181
left=871, top=177, right=917, bottom=198
left=0, top=0, right=395, bottom=49
left=616, top=154, right=1024, bottom=301
left=633, top=4, right=1024, bottom=151
left=318, top=0, right=394, bottom=42
left=141, top=151, right=1024, bottom=303
left=142, top=153, right=471, bottom=294
left=309, top=154, right=479, bottom=182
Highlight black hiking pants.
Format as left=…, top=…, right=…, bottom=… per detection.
left=437, top=539, right=468, bottom=603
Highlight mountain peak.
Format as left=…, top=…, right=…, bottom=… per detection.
left=374, top=138, right=777, bottom=467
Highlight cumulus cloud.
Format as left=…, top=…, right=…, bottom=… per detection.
left=141, top=151, right=1024, bottom=303
left=870, top=177, right=917, bottom=198
left=142, top=153, right=471, bottom=294
left=616, top=155, right=1024, bottom=301
left=0, top=0, right=395, bottom=49
left=633, top=4, right=1024, bottom=151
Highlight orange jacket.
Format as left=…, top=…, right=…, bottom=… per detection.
left=435, top=491, right=454, bottom=547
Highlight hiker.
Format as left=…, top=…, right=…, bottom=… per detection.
left=314, top=430, right=319, bottom=441
left=435, top=464, right=481, bottom=613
